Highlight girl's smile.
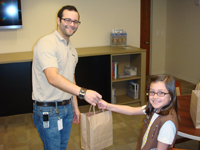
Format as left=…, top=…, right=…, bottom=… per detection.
left=149, top=81, right=171, bottom=110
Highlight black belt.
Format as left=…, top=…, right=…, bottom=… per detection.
left=33, top=99, right=70, bottom=107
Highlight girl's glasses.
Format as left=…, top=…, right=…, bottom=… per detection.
left=149, top=91, right=169, bottom=97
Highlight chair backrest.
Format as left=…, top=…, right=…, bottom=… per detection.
left=175, top=81, right=182, bottom=96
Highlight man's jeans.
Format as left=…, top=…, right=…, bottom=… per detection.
left=32, top=100, right=73, bottom=150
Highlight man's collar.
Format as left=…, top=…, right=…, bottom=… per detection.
left=54, top=30, right=65, bottom=41
left=54, top=30, right=71, bottom=46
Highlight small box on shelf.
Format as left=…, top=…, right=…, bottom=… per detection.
left=117, top=65, right=137, bottom=79
left=124, top=65, right=137, bottom=76
left=110, top=29, right=127, bottom=46
left=128, top=81, right=139, bottom=99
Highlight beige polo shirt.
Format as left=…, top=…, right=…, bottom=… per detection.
left=32, top=30, right=78, bottom=102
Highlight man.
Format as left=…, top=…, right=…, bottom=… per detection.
left=32, top=5, right=102, bottom=150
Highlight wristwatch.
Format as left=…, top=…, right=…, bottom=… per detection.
left=78, top=88, right=87, bottom=100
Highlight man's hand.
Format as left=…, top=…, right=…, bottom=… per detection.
left=73, top=108, right=80, bottom=124
left=84, top=90, right=102, bottom=106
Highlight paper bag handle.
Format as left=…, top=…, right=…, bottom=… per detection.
left=89, top=105, right=95, bottom=115
left=89, top=105, right=104, bottom=116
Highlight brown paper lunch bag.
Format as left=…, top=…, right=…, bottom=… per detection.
left=81, top=106, right=113, bottom=150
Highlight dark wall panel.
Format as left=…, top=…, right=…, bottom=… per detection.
left=75, top=55, right=111, bottom=106
left=0, top=62, right=32, bottom=116
left=0, top=55, right=111, bottom=116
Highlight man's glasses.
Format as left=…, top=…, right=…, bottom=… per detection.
left=61, top=18, right=81, bottom=25
left=149, top=91, right=169, bottom=97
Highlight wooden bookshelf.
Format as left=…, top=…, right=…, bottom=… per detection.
left=111, top=50, right=146, bottom=105
left=0, top=46, right=146, bottom=116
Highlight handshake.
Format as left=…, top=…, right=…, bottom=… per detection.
left=82, top=89, right=109, bottom=109
left=97, top=99, right=109, bottom=110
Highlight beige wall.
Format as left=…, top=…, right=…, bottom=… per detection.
left=151, top=0, right=200, bottom=84
left=150, top=0, right=167, bottom=75
left=0, top=0, right=140, bottom=54
left=165, top=0, right=200, bottom=84
left=2, top=0, right=199, bottom=84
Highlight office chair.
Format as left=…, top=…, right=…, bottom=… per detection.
left=175, top=81, right=182, bottom=96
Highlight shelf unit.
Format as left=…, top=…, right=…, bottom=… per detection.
left=111, top=52, right=146, bottom=105
left=0, top=46, right=146, bottom=116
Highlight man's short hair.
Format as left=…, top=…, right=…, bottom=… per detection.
left=57, top=5, right=80, bottom=21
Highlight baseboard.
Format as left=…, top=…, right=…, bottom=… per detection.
left=165, top=71, right=198, bottom=84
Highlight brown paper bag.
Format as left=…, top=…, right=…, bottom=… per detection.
left=190, top=82, right=200, bottom=129
left=81, top=106, right=113, bottom=150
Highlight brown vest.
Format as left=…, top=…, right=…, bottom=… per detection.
left=137, top=110, right=178, bottom=150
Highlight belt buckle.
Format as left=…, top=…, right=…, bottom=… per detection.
left=62, top=101, right=65, bottom=105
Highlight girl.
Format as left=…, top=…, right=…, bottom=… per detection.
left=98, top=74, right=178, bottom=150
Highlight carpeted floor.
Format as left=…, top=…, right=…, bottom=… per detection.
left=0, top=77, right=198, bottom=150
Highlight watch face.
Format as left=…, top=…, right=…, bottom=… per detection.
left=79, top=88, right=86, bottom=99
left=79, top=93, right=84, bottom=99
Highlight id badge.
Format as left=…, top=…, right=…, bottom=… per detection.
left=58, top=119, right=63, bottom=131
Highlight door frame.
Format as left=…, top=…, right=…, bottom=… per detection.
left=140, top=0, right=151, bottom=75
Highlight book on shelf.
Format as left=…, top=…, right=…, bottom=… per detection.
left=112, top=87, right=116, bottom=104
left=112, top=61, right=118, bottom=79
left=112, top=62, right=114, bottom=79
left=114, top=62, right=118, bottom=79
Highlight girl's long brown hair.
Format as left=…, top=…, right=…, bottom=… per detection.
left=145, top=74, right=178, bottom=117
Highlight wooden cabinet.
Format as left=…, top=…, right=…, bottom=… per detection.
left=76, top=46, right=146, bottom=106
left=0, top=46, right=146, bottom=116
left=111, top=51, right=146, bottom=105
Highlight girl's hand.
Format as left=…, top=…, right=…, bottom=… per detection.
left=98, top=99, right=108, bottom=109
